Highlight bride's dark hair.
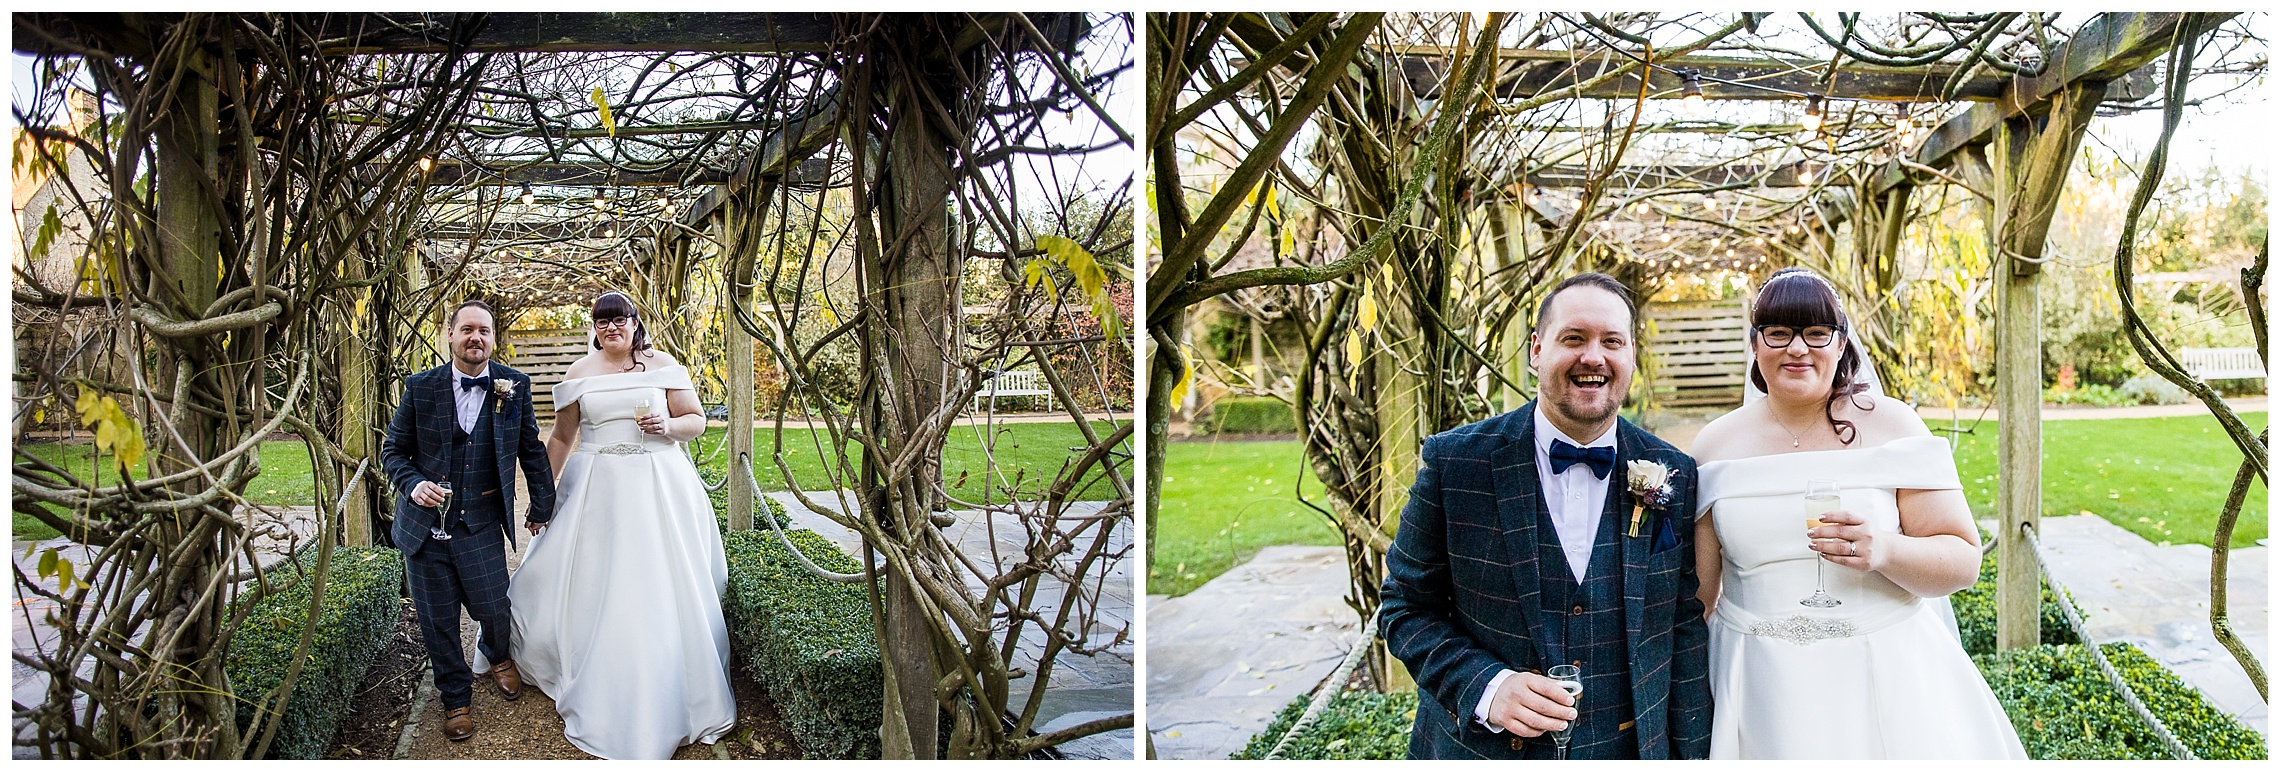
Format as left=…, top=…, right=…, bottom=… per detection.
left=1748, top=267, right=1873, bottom=445
left=590, top=291, right=652, bottom=371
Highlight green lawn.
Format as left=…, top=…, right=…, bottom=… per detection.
left=1949, top=411, right=2267, bottom=548
left=1153, top=438, right=1337, bottom=597
left=1153, top=410, right=2269, bottom=597
left=13, top=440, right=320, bottom=542
left=11, top=422, right=1123, bottom=543
left=689, top=421, right=1125, bottom=504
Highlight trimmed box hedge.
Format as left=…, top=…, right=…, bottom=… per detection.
left=1232, top=689, right=1416, bottom=760
left=1950, top=549, right=2079, bottom=657
left=226, top=546, right=405, bottom=759
left=1977, top=642, right=2267, bottom=759
left=1204, top=397, right=1295, bottom=435
left=722, top=503, right=883, bottom=759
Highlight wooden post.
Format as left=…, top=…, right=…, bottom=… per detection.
left=724, top=216, right=757, bottom=532
left=1990, top=81, right=2105, bottom=651
left=1373, top=268, right=1420, bottom=693
left=338, top=264, right=375, bottom=545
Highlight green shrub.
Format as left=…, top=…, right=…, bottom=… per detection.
left=2119, top=375, right=2191, bottom=406
left=1205, top=397, right=1295, bottom=434
left=1232, top=688, right=1417, bottom=760
left=1951, top=550, right=2079, bottom=657
left=226, top=546, right=405, bottom=759
left=722, top=521, right=882, bottom=759
left=2045, top=383, right=2136, bottom=407
left=1977, top=642, right=2267, bottom=759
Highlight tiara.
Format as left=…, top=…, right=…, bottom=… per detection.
left=1753, top=269, right=1848, bottom=320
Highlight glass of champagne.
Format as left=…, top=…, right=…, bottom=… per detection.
left=1546, top=663, right=1583, bottom=759
left=634, top=397, right=654, bottom=433
left=1800, top=479, right=1841, bottom=608
left=430, top=482, right=454, bottom=541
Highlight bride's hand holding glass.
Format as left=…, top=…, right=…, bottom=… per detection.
left=1807, top=506, right=1877, bottom=571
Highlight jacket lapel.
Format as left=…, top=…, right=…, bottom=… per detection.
left=1490, top=404, right=1551, bottom=669
left=1615, top=419, right=1652, bottom=719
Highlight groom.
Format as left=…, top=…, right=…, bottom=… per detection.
left=1380, top=273, right=1711, bottom=759
left=380, top=299, right=556, bottom=742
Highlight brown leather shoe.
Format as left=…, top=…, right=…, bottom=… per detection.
left=443, top=706, right=474, bottom=742
left=489, top=660, right=523, bottom=701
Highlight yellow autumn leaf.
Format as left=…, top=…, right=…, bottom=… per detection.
left=1167, top=352, right=1194, bottom=407
left=1345, top=329, right=1364, bottom=363
left=591, top=87, right=616, bottom=138
left=1278, top=227, right=1294, bottom=258
left=1358, top=291, right=1379, bottom=332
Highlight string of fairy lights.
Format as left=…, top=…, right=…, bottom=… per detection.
left=1531, top=13, right=1968, bottom=283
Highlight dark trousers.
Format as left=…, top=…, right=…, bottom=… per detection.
left=404, top=516, right=511, bottom=709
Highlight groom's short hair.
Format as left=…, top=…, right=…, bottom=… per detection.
left=448, top=299, right=496, bottom=329
left=1534, top=273, right=1637, bottom=337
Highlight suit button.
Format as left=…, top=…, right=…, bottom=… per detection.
left=1573, top=659, right=1583, bottom=666
left=1572, top=605, right=1585, bottom=615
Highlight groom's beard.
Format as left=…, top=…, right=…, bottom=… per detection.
left=454, top=343, right=491, bottom=370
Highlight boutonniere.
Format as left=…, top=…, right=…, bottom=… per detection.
left=1625, top=459, right=1677, bottom=538
left=491, top=378, right=515, bottom=411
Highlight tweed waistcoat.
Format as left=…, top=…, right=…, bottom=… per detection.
left=1536, top=501, right=1639, bottom=759
left=446, top=401, right=505, bottom=530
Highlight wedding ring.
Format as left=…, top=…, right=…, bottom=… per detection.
left=1848, top=541, right=1857, bottom=556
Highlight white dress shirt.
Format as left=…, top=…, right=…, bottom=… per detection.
left=1475, top=408, right=1619, bottom=732
left=451, top=361, right=495, bottom=434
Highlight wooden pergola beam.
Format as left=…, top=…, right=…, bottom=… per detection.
left=1401, top=47, right=2011, bottom=102
left=1879, top=11, right=2235, bottom=193
left=310, top=13, right=842, bottom=54
left=421, top=157, right=831, bottom=188
left=1524, top=163, right=1806, bottom=189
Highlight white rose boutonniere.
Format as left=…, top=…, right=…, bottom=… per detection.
left=1625, top=459, right=1677, bottom=538
left=491, top=378, right=516, bottom=411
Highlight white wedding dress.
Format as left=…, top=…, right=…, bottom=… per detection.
left=485, top=365, right=736, bottom=759
left=1696, top=436, right=2026, bottom=759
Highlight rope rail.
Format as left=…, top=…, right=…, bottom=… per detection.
left=738, top=452, right=869, bottom=583
left=2020, top=521, right=2196, bottom=760
left=1263, top=610, right=1380, bottom=760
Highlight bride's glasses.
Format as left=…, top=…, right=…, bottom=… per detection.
left=1756, top=325, right=1843, bottom=348
left=592, top=316, right=633, bottom=330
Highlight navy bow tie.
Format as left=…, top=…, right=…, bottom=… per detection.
left=1548, top=439, right=1615, bottom=479
left=460, top=375, right=490, bottom=392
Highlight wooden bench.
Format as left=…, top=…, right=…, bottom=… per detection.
left=974, top=368, right=1050, bottom=411
left=2180, top=347, right=2266, bottom=381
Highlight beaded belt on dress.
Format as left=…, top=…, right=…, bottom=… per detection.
left=587, top=442, right=654, bottom=455
left=1717, top=597, right=1921, bottom=645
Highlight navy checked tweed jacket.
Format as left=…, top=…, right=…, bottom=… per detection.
left=380, top=363, right=556, bottom=555
left=1380, top=403, right=1712, bottom=759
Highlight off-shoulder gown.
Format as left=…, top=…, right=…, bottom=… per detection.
left=1695, top=435, right=2026, bottom=759
left=482, top=365, right=735, bottom=759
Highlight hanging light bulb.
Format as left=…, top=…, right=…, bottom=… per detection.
left=1525, top=185, right=1539, bottom=205
left=1894, top=103, right=1915, bottom=146
left=1634, top=202, right=1650, bottom=215
left=1702, top=195, right=1718, bottom=213
left=1680, top=72, right=1706, bottom=117
left=520, top=185, right=535, bottom=206
left=418, top=156, right=434, bottom=173
left=1800, top=95, right=1824, bottom=134
left=1797, top=161, right=1816, bottom=186
left=604, top=226, right=616, bottom=239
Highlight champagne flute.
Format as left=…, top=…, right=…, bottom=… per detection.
left=1800, top=479, right=1841, bottom=608
left=634, top=397, right=654, bottom=430
left=430, top=482, right=455, bottom=541
left=1545, top=663, right=1583, bottom=759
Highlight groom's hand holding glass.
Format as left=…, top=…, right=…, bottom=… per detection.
left=411, top=480, right=452, bottom=508
left=1482, top=670, right=1580, bottom=737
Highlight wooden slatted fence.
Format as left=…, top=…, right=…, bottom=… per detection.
left=499, top=328, right=588, bottom=417
left=1644, top=299, right=1749, bottom=408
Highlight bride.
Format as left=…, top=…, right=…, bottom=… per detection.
left=1688, top=268, right=2026, bottom=759
left=485, top=290, right=737, bottom=759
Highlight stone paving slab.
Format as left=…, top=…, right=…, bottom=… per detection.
left=1145, top=545, right=1357, bottom=760
left=2030, top=514, right=2267, bottom=736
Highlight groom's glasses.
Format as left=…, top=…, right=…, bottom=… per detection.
left=592, top=316, right=633, bottom=330
left=1755, top=324, right=1843, bottom=348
